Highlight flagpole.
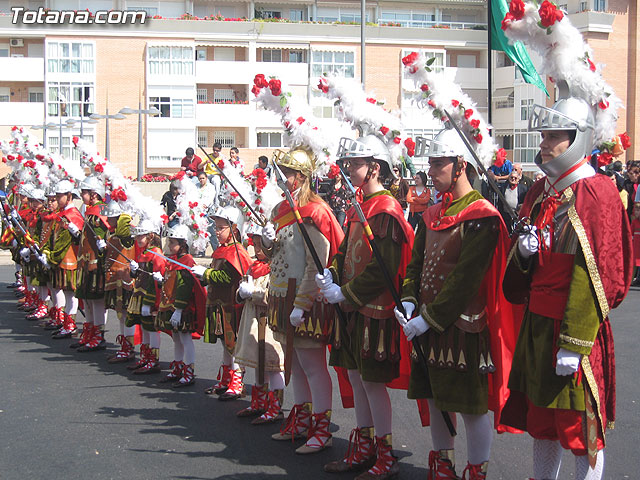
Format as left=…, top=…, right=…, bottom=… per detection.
left=487, top=0, right=493, bottom=128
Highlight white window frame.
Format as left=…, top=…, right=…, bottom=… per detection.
left=311, top=50, right=355, bottom=78
left=0, top=44, right=9, bottom=57
left=46, top=41, right=94, bottom=74
left=262, top=49, right=282, bottom=62
left=147, top=45, right=194, bottom=77
left=47, top=81, right=94, bottom=117
left=0, top=86, right=9, bottom=102
left=289, top=8, right=304, bottom=21
left=196, top=48, right=207, bottom=61
left=197, top=130, right=208, bottom=146
left=149, top=96, right=171, bottom=117
left=197, top=88, right=208, bottom=103
left=213, top=89, right=235, bottom=104
left=520, top=98, right=533, bottom=121
left=214, top=131, right=236, bottom=148
left=170, top=98, right=194, bottom=118
left=28, top=87, right=44, bottom=103
left=256, top=131, right=282, bottom=148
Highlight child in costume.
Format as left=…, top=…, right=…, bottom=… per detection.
left=39, top=188, right=63, bottom=328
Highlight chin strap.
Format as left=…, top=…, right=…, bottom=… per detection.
left=432, top=157, right=464, bottom=228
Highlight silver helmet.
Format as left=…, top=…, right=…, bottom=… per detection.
left=18, top=183, right=34, bottom=197
left=529, top=81, right=595, bottom=178
left=132, top=218, right=161, bottom=236
left=79, top=175, right=106, bottom=199
left=103, top=199, right=124, bottom=218
left=163, top=223, right=191, bottom=242
left=46, top=186, right=57, bottom=198
left=210, top=205, right=240, bottom=225
left=28, top=188, right=46, bottom=202
left=55, top=180, right=75, bottom=194
left=337, top=134, right=396, bottom=179
left=417, top=128, right=474, bottom=164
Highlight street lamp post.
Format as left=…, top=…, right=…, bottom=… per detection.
left=90, top=107, right=125, bottom=161
left=119, top=102, right=160, bottom=180
left=31, top=122, right=57, bottom=148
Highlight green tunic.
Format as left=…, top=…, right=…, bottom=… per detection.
left=75, top=210, right=107, bottom=300
left=44, top=221, right=78, bottom=291
left=155, top=269, right=198, bottom=333
left=105, top=214, right=135, bottom=310
left=30, top=217, right=50, bottom=286
left=402, top=190, right=499, bottom=414
left=328, top=191, right=404, bottom=383
left=200, top=263, right=238, bottom=348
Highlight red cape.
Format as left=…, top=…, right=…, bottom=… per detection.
left=167, top=253, right=207, bottom=336
left=247, top=260, right=270, bottom=279
left=85, top=203, right=109, bottom=229
left=419, top=197, right=523, bottom=432
left=212, top=243, right=254, bottom=278
left=273, top=199, right=344, bottom=262
left=59, top=206, right=84, bottom=230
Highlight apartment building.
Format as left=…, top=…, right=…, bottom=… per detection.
left=0, top=0, right=635, bottom=178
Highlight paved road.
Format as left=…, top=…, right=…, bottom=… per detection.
left=0, top=265, right=638, bottom=479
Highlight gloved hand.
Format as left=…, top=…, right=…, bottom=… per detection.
left=394, top=301, right=416, bottom=326
left=170, top=308, right=183, bottom=328
left=129, top=260, right=139, bottom=274
left=11, top=239, right=17, bottom=248
left=152, top=271, right=164, bottom=283
left=403, top=315, right=429, bottom=341
left=322, top=283, right=345, bottom=304
left=315, top=268, right=333, bottom=289
left=67, top=222, right=80, bottom=237
left=19, top=247, right=30, bottom=262
left=191, top=265, right=207, bottom=278
left=237, top=276, right=254, bottom=300
left=141, top=305, right=152, bottom=317
left=555, top=348, right=581, bottom=376
left=96, top=238, right=107, bottom=252
left=289, top=307, right=305, bottom=328
left=261, top=222, right=276, bottom=247
left=517, top=225, right=540, bottom=258
left=37, top=253, right=49, bottom=269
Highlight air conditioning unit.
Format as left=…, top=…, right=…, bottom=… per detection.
left=10, top=39, right=24, bottom=47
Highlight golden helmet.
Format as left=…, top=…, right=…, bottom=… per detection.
left=272, top=147, right=316, bottom=178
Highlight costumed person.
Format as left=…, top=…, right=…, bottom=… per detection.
left=232, top=188, right=286, bottom=423
left=48, top=180, right=84, bottom=340
left=22, top=187, right=49, bottom=321
left=192, top=205, right=253, bottom=400
left=103, top=199, right=136, bottom=364
left=15, top=184, right=37, bottom=311
left=10, top=185, right=30, bottom=301
left=499, top=4, right=633, bottom=479
left=39, top=187, right=64, bottom=329
left=155, top=223, right=206, bottom=388
left=125, top=219, right=167, bottom=374
left=317, top=134, right=414, bottom=479
left=72, top=174, right=109, bottom=352
left=264, top=147, right=344, bottom=454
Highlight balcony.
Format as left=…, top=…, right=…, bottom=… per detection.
left=402, top=67, right=488, bottom=92
left=568, top=11, right=615, bottom=33
left=0, top=102, right=45, bottom=126
left=196, top=61, right=309, bottom=86
left=0, top=58, right=45, bottom=82
left=494, top=66, right=515, bottom=90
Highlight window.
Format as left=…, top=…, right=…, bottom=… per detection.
left=48, top=134, right=93, bottom=160
left=0, top=87, right=9, bottom=102
left=290, top=9, right=303, bottom=21
left=262, top=10, right=281, bottom=18
left=29, top=88, right=44, bottom=103
left=149, top=96, right=170, bottom=117
left=520, top=99, right=533, bottom=121
left=196, top=48, right=207, bottom=61
left=214, top=131, right=235, bottom=148
left=402, top=49, right=443, bottom=77
left=148, top=46, right=193, bottom=76
left=197, top=88, right=207, bottom=103
left=197, top=130, right=208, bottom=146
left=262, top=49, right=282, bottom=62
left=214, top=89, right=235, bottom=103
left=213, top=47, right=235, bottom=61
left=130, top=6, right=157, bottom=16
left=47, top=41, right=94, bottom=74
left=456, top=54, right=476, bottom=68
left=579, top=1, right=588, bottom=11
left=257, top=132, right=282, bottom=148
left=289, top=50, right=305, bottom=63
left=0, top=44, right=9, bottom=57
left=502, top=135, right=513, bottom=150
left=593, top=0, right=605, bottom=11
left=47, top=82, right=94, bottom=117
left=171, top=98, right=194, bottom=118
left=311, top=50, right=355, bottom=78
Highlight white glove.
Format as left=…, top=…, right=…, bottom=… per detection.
left=20, top=247, right=30, bottom=262
left=152, top=271, right=164, bottom=283
left=96, top=238, right=107, bottom=252
left=289, top=307, right=305, bottom=328
left=315, top=268, right=333, bottom=289
left=517, top=225, right=539, bottom=258
left=37, top=253, right=49, bottom=269
left=261, top=222, right=276, bottom=247
left=129, top=260, right=139, bottom=274
left=67, top=222, right=80, bottom=237
left=141, top=305, right=152, bottom=317
left=191, top=265, right=207, bottom=278
left=403, top=315, right=429, bottom=341
left=394, top=302, right=416, bottom=326
left=322, top=283, right=346, bottom=304
left=237, top=276, right=254, bottom=300
left=555, top=348, right=581, bottom=376
left=11, top=239, right=17, bottom=248
left=170, top=308, right=183, bottom=328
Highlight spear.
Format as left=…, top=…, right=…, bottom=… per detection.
left=145, top=248, right=192, bottom=270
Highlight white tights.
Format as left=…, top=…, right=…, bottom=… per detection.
left=222, top=349, right=239, bottom=370
left=348, top=369, right=392, bottom=436
left=532, top=439, right=604, bottom=480
left=291, top=347, right=332, bottom=413
left=173, top=332, right=195, bottom=365
left=51, top=286, right=65, bottom=309
left=142, top=329, right=161, bottom=349
left=85, top=299, right=107, bottom=326
left=63, top=290, right=78, bottom=315
left=117, top=311, right=136, bottom=337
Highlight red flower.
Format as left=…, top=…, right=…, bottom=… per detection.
left=451, top=99, right=460, bottom=108
left=296, top=116, right=305, bottom=125
left=620, top=132, right=631, bottom=150
left=509, top=0, right=526, bottom=20
left=599, top=99, right=609, bottom=109
left=268, top=79, right=282, bottom=96
left=494, top=148, right=507, bottom=168
left=216, top=158, right=225, bottom=170
left=94, top=163, right=104, bottom=173
left=420, top=84, right=429, bottom=92
left=404, top=138, right=416, bottom=149
left=464, top=109, right=474, bottom=119
left=230, top=191, right=238, bottom=198
left=72, top=136, right=79, bottom=146
left=255, top=198, right=262, bottom=205
left=587, top=58, right=596, bottom=72
left=428, top=100, right=436, bottom=108
left=598, top=151, right=613, bottom=167
left=501, top=12, right=515, bottom=30
left=175, top=212, right=182, bottom=217
left=538, top=0, right=563, bottom=28
left=366, top=97, right=376, bottom=104
left=17, top=154, right=24, bottom=161
left=6, top=155, right=14, bottom=161
left=239, top=201, right=246, bottom=208
left=253, top=74, right=269, bottom=88
left=380, top=126, right=390, bottom=135
left=35, top=154, right=44, bottom=160
left=111, top=187, right=127, bottom=201
left=409, top=66, right=418, bottom=74
left=251, top=85, right=261, bottom=97
left=393, top=137, right=401, bottom=144
left=317, top=79, right=329, bottom=93
left=474, top=134, right=483, bottom=144
left=402, top=52, right=419, bottom=66
left=470, top=119, right=480, bottom=129
left=408, top=148, right=415, bottom=157
left=327, top=164, right=341, bottom=180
